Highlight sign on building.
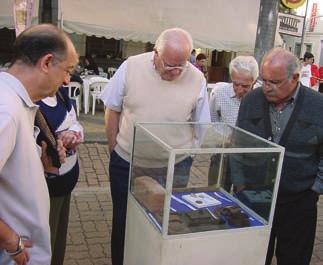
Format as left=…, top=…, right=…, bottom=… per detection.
left=277, top=12, right=304, bottom=37
left=281, top=0, right=306, bottom=9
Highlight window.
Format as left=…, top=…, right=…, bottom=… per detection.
left=294, top=43, right=312, bottom=58
left=294, top=43, right=301, bottom=57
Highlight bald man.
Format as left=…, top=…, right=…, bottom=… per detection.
left=236, top=48, right=323, bottom=265
left=0, top=24, right=78, bottom=265
left=100, top=28, right=210, bottom=265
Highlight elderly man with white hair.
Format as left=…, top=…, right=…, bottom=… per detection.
left=100, top=28, right=210, bottom=265
left=209, top=56, right=259, bottom=126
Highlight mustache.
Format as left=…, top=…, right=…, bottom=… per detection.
left=263, top=89, right=276, bottom=96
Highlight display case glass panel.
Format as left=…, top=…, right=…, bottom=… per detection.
left=129, top=122, right=284, bottom=236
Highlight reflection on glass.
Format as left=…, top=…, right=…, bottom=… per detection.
left=129, top=123, right=283, bottom=235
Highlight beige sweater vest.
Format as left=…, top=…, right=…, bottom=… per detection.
left=115, top=52, right=205, bottom=167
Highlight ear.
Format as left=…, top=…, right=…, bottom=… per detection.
left=38, top=54, right=54, bottom=74
left=292, top=73, right=300, bottom=82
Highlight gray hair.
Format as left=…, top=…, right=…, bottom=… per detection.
left=261, top=48, right=301, bottom=79
left=154, top=28, right=193, bottom=54
left=229, top=56, right=259, bottom=82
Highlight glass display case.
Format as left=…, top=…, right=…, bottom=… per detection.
left=124, top=122, right=284, bottom=265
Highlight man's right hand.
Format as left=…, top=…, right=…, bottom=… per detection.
left=5, top=235, right=33, bottom=265
left=11, top=238, right=32, bottom=265
left=0, top=220, right=33, bottom=265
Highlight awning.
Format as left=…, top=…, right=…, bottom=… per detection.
left=0, top=0, right=39, bottom=29
left=59, top=0, right=261, bottom=52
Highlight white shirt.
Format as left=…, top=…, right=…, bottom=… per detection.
left=100, top=60, right=210, bottom=123
left=0, top=72, right=51, bottom=265
left=209, top=82, right=241, bottom=126
left=300, top=64, right=311, bottom=88
left=41, top=96, right=84, bottom=175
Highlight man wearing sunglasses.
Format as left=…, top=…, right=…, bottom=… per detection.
left=236, top=48, right=323, bottom=265
left=100, top=28, right=210, bottom=265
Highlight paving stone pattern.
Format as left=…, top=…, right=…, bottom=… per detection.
left=64, top=143, right=323, bottom=265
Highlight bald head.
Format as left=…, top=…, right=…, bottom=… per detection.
left=154, top=28, right=193, bottom=59
left=11, top=24, right=72, bottom=66
left=153, top=28, right=193, bottom=81
left=261, top=48, right=301, bottom=79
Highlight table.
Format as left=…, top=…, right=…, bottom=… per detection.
left=81, top=75, right=109, bottom=114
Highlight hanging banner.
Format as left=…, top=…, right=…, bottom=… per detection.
left=309, top=3, right=318, bottom=32
left=14, top=0, right=34, bottom=36
left=277, top=12, right=304, bottom=37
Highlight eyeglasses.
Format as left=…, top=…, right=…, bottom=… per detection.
left=258, top=77, right=289, bottom=88
left=232, top=81, right=253, bottom=90
left=157, top=52, right=188, bottom=71
left=161, top=58, right=188, bottom=71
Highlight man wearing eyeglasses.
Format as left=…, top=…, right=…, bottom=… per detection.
left=100, top=28, right=210, bottom=265
left=236, top=48, right=323, bottom=265
left=209, top=55, right=259, bottom=126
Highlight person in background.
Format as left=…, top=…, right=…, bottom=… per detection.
left=236, top=48, right=323, bottom=265
left=319, top=66, right=323, bottom=93
left=0, top=24, right=78, bottom=265
left=194, top=53, right=208, bottom=79
left=189, top=49, right=196, bottom=64
left=84, top=55, right=99, bottom=75
left=70, top=73, right=83, bottom=84
left=100, top=27, right=210, bottom=265
left=36, top=87, right=83, bottom=265
left=300, top=52, right=319, bottom=90
left=209, top=55, right=258, bottom=126
left=310, top=63, right=319, bottom=91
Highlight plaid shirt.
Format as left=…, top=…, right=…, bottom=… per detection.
left=209, top=82, right=241, bottom=126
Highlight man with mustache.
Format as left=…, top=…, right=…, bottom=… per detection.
left=236, top=48, right=323, bottom=265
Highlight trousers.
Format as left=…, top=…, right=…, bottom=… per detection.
left=265, top=190, right=318, bottom=265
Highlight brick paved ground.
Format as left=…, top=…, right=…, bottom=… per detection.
left=63, top=142, right=323, bottom=265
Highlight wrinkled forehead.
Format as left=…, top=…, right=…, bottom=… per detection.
left=160, top=43, right=190, bottom=63
left=262, top=54, right=288, bottom=71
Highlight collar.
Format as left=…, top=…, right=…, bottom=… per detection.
left=151, top=51, right=156, bottom=69
left=270, top=82, right=300, bottom=110
left=289, top=82, right=300, bottom=102
left=0, top=72, right=37, bottom=109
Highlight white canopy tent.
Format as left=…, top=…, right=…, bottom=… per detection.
left=0, top=0, right=16, bottom=29
left=0, top=0, right=39, bottom=29
left=59, top=0, right=263, bottom=53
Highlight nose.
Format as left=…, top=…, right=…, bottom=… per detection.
left=62, top=73, right=71, bottom=86
left=171, top=68, right=182, bottom=76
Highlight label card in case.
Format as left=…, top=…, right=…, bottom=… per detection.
left=182, top=192, right=221, bottom=208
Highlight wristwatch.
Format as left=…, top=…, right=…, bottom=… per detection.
left=6, top=235, right=25, bottom=257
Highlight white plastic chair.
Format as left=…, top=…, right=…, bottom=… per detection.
left=107, top=67, right=117, bottom=79
left=98, top=67, right=108, bottom=78
left=99, top=72, right=108, bottom=78
left=63, top=82, right=82, bottom=116
left=90, top=81, right=109, bottom=115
